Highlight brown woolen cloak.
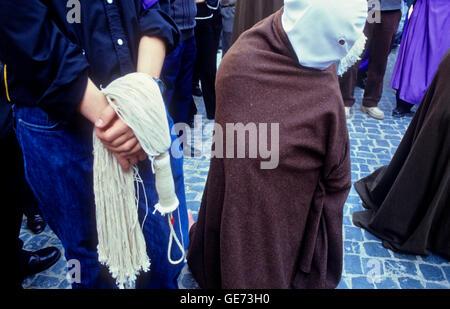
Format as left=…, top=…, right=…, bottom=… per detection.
left=231, top=0, right=284, bottom=44
left=187, top=9, right=352, bottom=289
left=353, top=49, right=450, bottom=260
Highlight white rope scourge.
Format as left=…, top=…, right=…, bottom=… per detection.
left=93, top=72, right=185, bottom=289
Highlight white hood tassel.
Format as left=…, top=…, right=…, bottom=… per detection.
left=337, top=33, right=367, bottom=76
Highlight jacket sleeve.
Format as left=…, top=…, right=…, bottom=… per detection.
left=139, top=1, right=180, bottom=55
left=207, top=0, right=221, bottom=10
left=0, top=0, right=89, bottom=121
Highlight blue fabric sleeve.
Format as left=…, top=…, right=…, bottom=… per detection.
left=0, top=0, right=90, bottom=120
left=139, top=1, right=181, bottom=55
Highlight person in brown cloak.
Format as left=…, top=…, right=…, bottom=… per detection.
left=353, top=48, right=450, bottom=261
left=187, top=0, right=368, bottom=289
left=231, top=0, right=284, bottom=44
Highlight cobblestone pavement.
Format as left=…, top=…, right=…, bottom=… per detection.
left=20, top=49, right=450, bottom=289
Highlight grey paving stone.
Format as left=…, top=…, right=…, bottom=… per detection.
left=363, top=242, right=392, bottom=258
left=344, top=226, right=364, bottom=242
left=351, top=276, right=376, bottom=289
left=27, top=275, right=62, bottom=289
left=363, top=230, right=381, bottom=242
left=418, top=264, right=446, bottom=282
left=23, top=234, right=51, bottom=251
left=361, top=257, right=385, bottom=278
left=336, top=279, right=349, bottom=289
left=384, top=260, right=418, bottom=277
left=344, top=254, right=363, bottom=275
left=442, top=266, right=450, bottom=282
left=420, top=254, right=449, bottom=265
left=425, top=283, right=449, bottom=289
left=398, top=277, right=425, bottom=289
left=375, top=277, right=400, bottom=289
left=58, top=279, right=72, bottom=289
left=344, top=241, right=361, bottom=255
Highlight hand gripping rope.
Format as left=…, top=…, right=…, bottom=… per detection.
left=93, top=73, right=185, bottom=288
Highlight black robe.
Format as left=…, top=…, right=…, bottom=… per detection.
left=353, top=49, right=450, bottom=260
left=231, top=0, right=284, bottom=44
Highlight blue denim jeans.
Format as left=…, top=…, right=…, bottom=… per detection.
left=13, top=105, right=189, bottom=289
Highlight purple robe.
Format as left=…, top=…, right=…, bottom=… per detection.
left=142, top=0, right=158, bottom=10
left=390, top=0, right=450, bottom=105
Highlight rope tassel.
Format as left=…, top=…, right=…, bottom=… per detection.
left=93, top=73, right=183, bottom=288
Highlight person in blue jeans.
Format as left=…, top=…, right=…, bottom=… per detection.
left=161, top=0, right=198, bottom=126
left=0, top=0, right=189, bottom=289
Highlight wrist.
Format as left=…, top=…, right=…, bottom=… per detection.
left=78, top=79, right=108, bottom=124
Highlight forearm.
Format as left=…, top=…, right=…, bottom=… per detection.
left=79, top=36, right=166, bottom=124
left=77, top=78, right=108, bottom=125
left=137, top=36, right=166, bottom=78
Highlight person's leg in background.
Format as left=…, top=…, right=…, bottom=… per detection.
left=356, top=48, right=370, bottom=89
left=194, top=16, right=222, bottom=120
left=3, top=124, right=26, bottom=289
left=191, top=69, right=202, bottom=97
left=171, top=36, right=197, bottom=125
left=339, top=20, right=374, bottom=118
left=220, top=5, right=235, bottom=57
left=22, top=189, right=46, bottom=235
left=2, top=119, right=61, bottom=289
left=161, top=43, right=183, bottom=123
left=392, top=91, right=414, bottom=117
left=212, top=8, right=223, bottom=56
left=362, top=9, right=402, bottom=119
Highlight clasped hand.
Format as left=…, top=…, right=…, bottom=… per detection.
left=95, top=104, right=147, bottom=171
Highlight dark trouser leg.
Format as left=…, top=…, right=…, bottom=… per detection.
left=339, top=21, right=374, bottom=108
left=1, top=128, right=25, bottom=289
left=194, top=17, right=222, bottom=120
left=21, top=180, right=44, bottom=230
left=162, top=37, right=197, bottom=125
left=339, top=64, right=360, bottom=108
left=161, top=42, right=183, bottom=122
left=363, top=10, right=402, bottom=108
left=23, top=203, right=41, bottom=219
left=187, top=97, right=197, bottom=125
left=174, top=37, right=197, bottom=125
left=221, top=6, right=235, bottom=57
left=221, top=31, right=232, bottom=56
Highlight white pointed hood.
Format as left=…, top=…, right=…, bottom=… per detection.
left=282, top=0, right=368, bottom=75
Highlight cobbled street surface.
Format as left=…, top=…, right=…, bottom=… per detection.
left=20, top=49, right=450, bottom=290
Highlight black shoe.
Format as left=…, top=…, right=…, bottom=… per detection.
left=392, top=108, right=414, bottom=118
left=21, top=247, right=61, bottom=278
left=192, top=85, right=202, bottom=97
left=27, top=214, right=46, bottom=234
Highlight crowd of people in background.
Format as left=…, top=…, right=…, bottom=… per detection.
left=1, top=0, right=449, bottom=290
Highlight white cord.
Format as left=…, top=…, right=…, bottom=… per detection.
left=167, top=213, right=186, bottom=265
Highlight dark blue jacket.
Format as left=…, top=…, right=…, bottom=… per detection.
left=169, top=0, right=197, bottom=39
left=0, top=0, right=179, bottom=121
left=196, top=0, right=220, bottom=20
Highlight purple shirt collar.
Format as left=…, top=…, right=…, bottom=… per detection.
left=142, top=0, right=158, bottom=10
